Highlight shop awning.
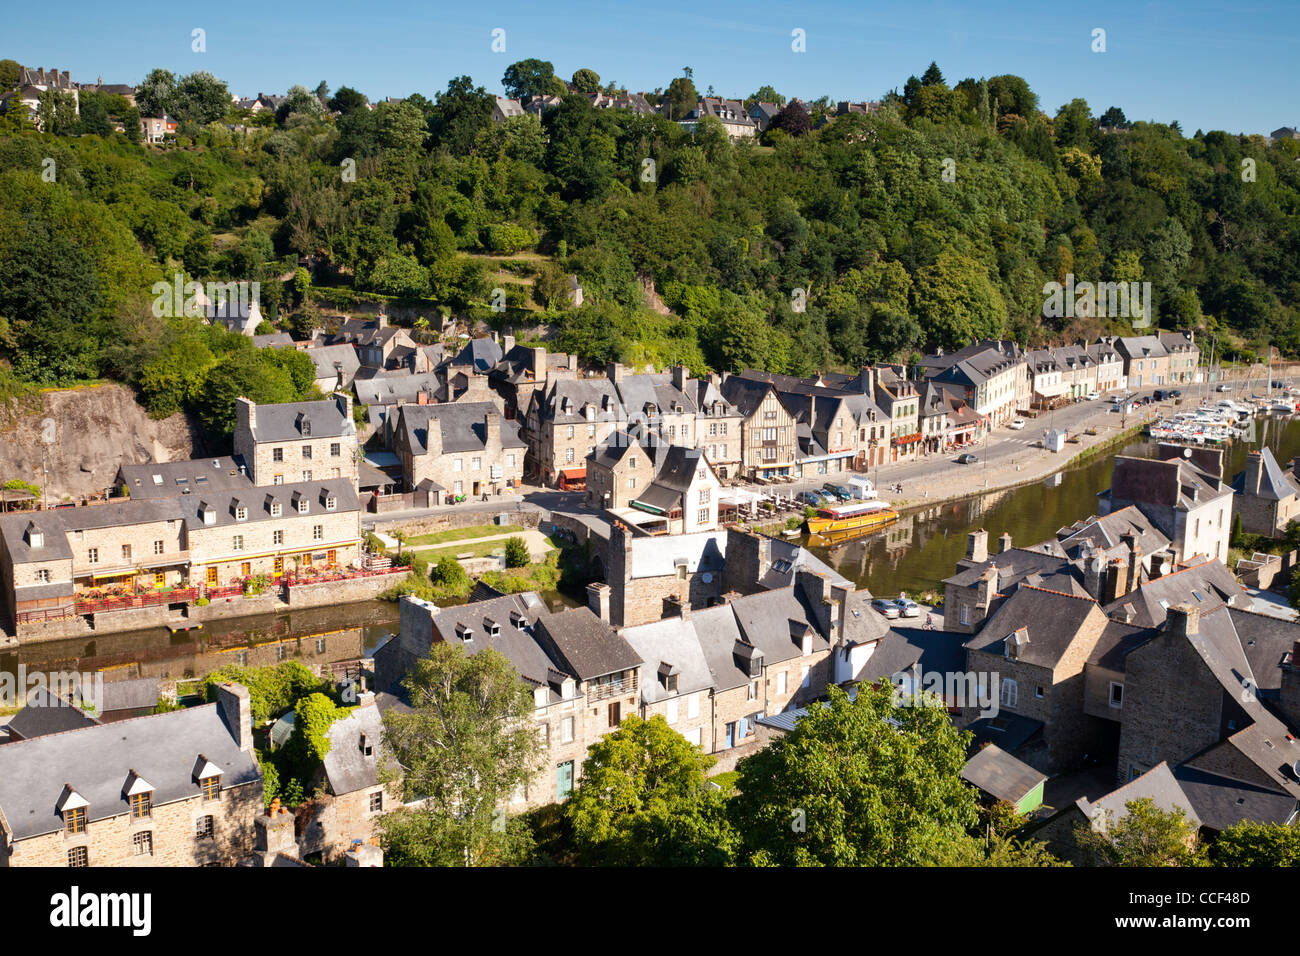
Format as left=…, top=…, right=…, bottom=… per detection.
left=559, top=468, right=586, bottom=481
left=1034, top=382, right=1071, bottom=398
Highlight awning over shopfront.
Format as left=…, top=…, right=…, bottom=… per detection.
left=558, top=467, right=587, bottom=489
left=1033, top=382, right=1072, bottom=398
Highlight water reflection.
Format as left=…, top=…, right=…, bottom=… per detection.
left=807, top=415, right=1300, bottom=599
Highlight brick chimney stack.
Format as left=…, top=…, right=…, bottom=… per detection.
left=966, top=529, right=989, bottom=564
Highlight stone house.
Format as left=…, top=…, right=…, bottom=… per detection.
left=585, top=432, right=663, bottom=510
left=923, top=340, right=1028, bottom=427
left=1230, top=447, right=1300, bottom=537
left=0, top=682, right=262, bottom=867
left=962, top=583, right=1112, bottom=773
left=233, top=394, right=359, bottom=489
left=611, top=364, right=697, bottom=449
left=1158, top=330, right=1199, bottom=384
left=1112, top=335, right=1169, bottom=389
left=392, top=401, right=525, bottom=497
left=1099, top=449, right=1232, bottom=563
left=630, top=445, right=722, bottom=534
left=525, top=377, right=624, bottom=488
left=375, top=593, right=643, bottom=808
left=488, top=340, right=578, bottom=422
left=1087, top=340, right=1126, bottom=393
left=687, top=371, right=745, bottom=479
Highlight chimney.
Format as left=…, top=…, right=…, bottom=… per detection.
left=606, top=361, right=624, bottom=385
left=966, top=529, right=989, bottom=564
left=567, top=354, right=578, bottom=372
left=345, top=841, right=384, bottom=867
left=503, top=334, right=515, bottom=354
left=1150, top=552, right=1170, bottom=579
left=376, top=312, right=388, bottom=329
left=1166, top=603, right=1199, bottom=641
left=976, top=566, right=999, bottom=609
left=587, top=582, right=611, bottom=622
left=1103, top=556, right=1129, bottom=604
left=334, top=390, right=353, bottom=424
left=672, top=364, right=688, bottom=392
left=484, top=412, right=500, bottom=449
left=417, top=389, right=430, bottom=405
left=1121, top=532, right=1142, bottom=592
left=253, top=801, right=299, bottom=859
left=998, top=531, right=1013, bottom=554
left=216, top=682, right=253, bottom=752
left=236, top=396, right=256, bottom=435
left=1084, top=553, right=1105, bottom=599
left=1245, top=451, right=1264, bottom=495
left=531, top=346, right=546, bottom=379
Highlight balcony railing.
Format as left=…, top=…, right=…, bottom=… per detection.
left=586, top=674, right=638, bottom=703
left=74, top=587, right=200, bottom=615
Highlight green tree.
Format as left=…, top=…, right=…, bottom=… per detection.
left=173, top=71, right=230, bottom=124
left=1211, top=821, right=1300, bottom=866
left=502, top=59, right=557, bottom=103
left=664, top=74, right=698, bottom=121
left=0, top=59, right=19, bottom=92
left=275, top=84, right=325, bottom=125
left=570, top=69, right=601, bottom=94
left=378, top=642, right=544, bottom=866
left=745, top=85, right=785, bottom=109
left=328, top=85, right=368, bottom=115
left=566, top=714, right=738, bottom=865
left=504, top=536, right=530, bottom=568
left=428, top=75, right=494, bottom=154
left=1075, top=797, right=1206, bottom=866
left=730, top=684, right=980, bottom=865
left=281, top=692, right=352, bottom=771
left=135, top=67, right=176, bottom=117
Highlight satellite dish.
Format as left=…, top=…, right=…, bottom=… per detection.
left=1183, top=448, right=1192, bottom=458
left=1293, top=759, right=1300, bottom=780
left=702, top=572, right=713, bottom=583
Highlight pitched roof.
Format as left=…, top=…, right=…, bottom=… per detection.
left=118, top=456, right=253, bottom=499
left=322, top=703, right=394, bottom=795
left=1231, top=446, right=1300, bottom=501
left=6, top=688, right=100, bottom=740
left=397, top=401, right=525, bottom=455
left=1077, top=762, right=1199, bottom=831
left=962, top=743, right=1046, bottom=804
left=620, top=617, right=716, bottom=704
left=245, top=397, right=353, bottom=443
left=0, top=701, right=259, bottom=840
left=532, top=608, right=643, bottom=680
left=965, top=584, right=1102, bottom=669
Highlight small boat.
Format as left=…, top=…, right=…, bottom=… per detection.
left=805, top=499, right=898, bottom=535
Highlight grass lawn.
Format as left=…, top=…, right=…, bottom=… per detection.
left=404, top=524, right=524, bottom=546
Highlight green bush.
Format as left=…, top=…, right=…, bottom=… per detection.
left=432, top=555, right=470, bottom=591
left=504, top=536, right=530, bottom=568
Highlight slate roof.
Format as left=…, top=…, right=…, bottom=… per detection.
left=1057, top=505, right=1171, bottom=560
left=1, top=499, right=190, bottom=566
left=1077, top=762, right=1199, bottom=831
left=0, top=701, right=260, bottom=840
left=1172, top=764, right=1300, bottom=831
left=620, top=617, right=716, bottom=705
left=452, top=337, right=503, bottom=373
left=943, top=546, right=1071, bottom=588
left=1231, top=446, right=1300, bottom=501
left=100, top=678, right=161, bottom=714
left=538, top=378, right=623, bottom=424
left=1227, top=607, right=1300, bottom=698
left=761, top=536, right=852, bottom=590
left=1113, top=335, right=1168, bottom=361
left=965, top=584, right=1102, bottom=669
left=6, top=688, right=100, bottom=740
left=1102, top=558, right=1242, bottom=628
left=690, top=604, right=752, bottom=693
left=532, top=608, right=643, bottom=680
left=856, top=624, right=966, bottom=684
left=180, top=478, right=359, bottom=531
left=965, top=713, right=1044, bottom=753
left=305, top=345, right=361, bottom=389
left=396, top=401, right=525, bottom=456
left=719, top=375, right=781, bottom=419
left=118, top=457, right=253, bottom=499
left=1105, top=454, right=1230, bottom=514
left=354, top=371, right=439, bottom=407
left=322, top=703, right=393, bottom=795
left=962, top=743, right=1046, bottom=804
left=247, top=397, right=353, bottom=443
left=253, top=333, right=295, bottom=349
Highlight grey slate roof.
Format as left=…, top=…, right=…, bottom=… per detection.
left=619, top=616, right=717, bottom=705
left=962, top=743, right=1046, bottom=804
left=306, top=344, right=361, bottom=388
left=857, top=625, right=965, bottom=684
left=322, top=702, right=393, bottom=795
left=539, top=378, right=623, bottom=424
left=1102, top=558, right=1243, bottom=628
left=1077, top=762, right=1199, bottom=830
left=247, top=396, right=353, bottom=443
left=1231, top=446, right=1300, bottom=501
left=180, top=478, right=359, bottom=531
left=690, top=604, right=752, bottom=693
left=1057, top=505, right=1171, bottom=560
left=396, top=401, right=525, bottom=456
left=730, top=583, right=831, bottom=667
left=965, top=584, right=1102, bottom=669
left=1, top=498, right=188, bottom=566
left=253, top=333, right=295, bottom=349
left=1172, top=764, right=1300, bottom=831
left=533, top=608, right=643, bottom=680
left=100, top=678, right=161, bottom=714
left=118, top=456, right=252, bottom=499
left=354, top=371, right=439, bottom=407
left=6, top=688, right=100, bottom=740
left=0, top=702, right=259, bottom=840
left=452, top=337, right=503, bottom=373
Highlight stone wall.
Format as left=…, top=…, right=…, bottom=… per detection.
left=373, top=506, right=540, bottom=537
left=284, top=572, right=406, bottom=609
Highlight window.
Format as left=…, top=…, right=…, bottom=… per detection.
left=506, top=454, right=516, bottom=468
left=801, top=665, right=810, bottom=689
left=313, top=525, right=324, bottom=541
left=567, top=425, right=575, bottom=439
left=64, top=807, right=86, bottom=834
left=130, top=790, right=150, bottom=822
left=235, top=505, right=247, bottom=521
left=133, top=831, right=152, bottom=856
left=200, top=777, right=220, bottom=801
left=273, top=474, right=284, bottom=486
left=453, top=481, right=463, bottom=495
left=273, top=556, right=284, bottom=575
left=273, top=447, right=283, bottom=463
left=666, top=699, right=678, bottom=724
left=232, top=535, right=244, bottom=552
left=302, top=445, right=312, bottom=460
left=369, top=791, right=383, bottom=813
left=1000, top=679, right=1018, bottom=709
left=472, top=457, right=481, bottom=470
left=777, top=671, right=787, bottom=695
left=453, top=458, right=463, bottom=472
left=1109, top=682, right=1123, bottom=709
left=206, top=568, right=218, bottom=586
left=960, top=605, right=970, bottom=625
left=608, top=701, right=621, bottom=727
left=240, top=562, right=251, bottom=577
left=315, top=637, right=326, bottom=654
left=587, top=423, right=596, bottom=437
left=748, top=681, right=758, bottom=701
left=36, top=569, right=50, bottom=583
left=697, top=508, right=709, bottom=524
left=627, top=477, right=636, bottom=490
left=195, top=816, right=214, bottom=839
left=325, top=496, right=337, bottom=511
left=699, top=488, right=710, bottom=505
left=273, top=530, right=284, bottom=546
left=565, top=448, right=575, bottom=464
left=68, top=846, right=88, bottom=867
left=331, top=443, right=341, bottom=458
left=688, top=693, right=700, bottom=719
left=87, top=547, right=99, bottom=564
left=1035, top=686, right=1044, bottom=699
left=122, top=544, right=132, bottom=562
left=277, top=644, right=287, bottom=662
left=154, top=572, right=165, bottom=588
left=297, top=499, right=309, bottom=514
left=301, top=470, right=312, bottom=481
left=154, top=540, right=165, bottom=555
left=561, top=716, right=574, bottom=743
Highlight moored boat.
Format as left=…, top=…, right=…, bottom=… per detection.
left=806, top=499, right=898, bottom=535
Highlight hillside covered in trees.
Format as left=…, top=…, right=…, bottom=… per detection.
left=1, top=59, right=1297, bottom=419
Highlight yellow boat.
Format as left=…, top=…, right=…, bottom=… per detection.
left=805, top=500, right=898, bottom=535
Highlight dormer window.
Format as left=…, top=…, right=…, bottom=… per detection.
left=58, top=784, right=89, bottom=833
left=270, top=500, right=282, bottom=517
left=26, top=523, right=43, bottom=549
left=456, top=622, right=473, bottom=643
left=193, top=756, right=223, bottom=799
left=325, top=495, right=337, bottom=511
left=510, top=609, right=527, bottom=629
left=484, top=617, right=501, bottom=638
left=360, top=732, right=373, bottom=757
left=234, top=501, right=247, bottom=521
left=586, top=405, right=595, bottom=422
left=297, top=413, right=312, bottom=436
left=294, top=493, right=308, bottom=514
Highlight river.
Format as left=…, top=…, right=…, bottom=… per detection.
left=8, top=416, right=1299, bottom=689
left=806, top=413, right=1300, bottom=600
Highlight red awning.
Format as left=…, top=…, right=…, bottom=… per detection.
left=559, top=468, right=587, bottom=480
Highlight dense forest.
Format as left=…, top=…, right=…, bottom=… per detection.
left=1, top=58, right=1297, bottom=430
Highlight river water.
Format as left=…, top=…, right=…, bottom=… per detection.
left=7, top=416, right=1300, bottom=689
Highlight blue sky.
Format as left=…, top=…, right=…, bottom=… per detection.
left=7, top=0, right=1297, bottom=134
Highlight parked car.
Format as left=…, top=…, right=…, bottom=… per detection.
left=1217, top=383, right=1232, bottom=392
left=798, top=491, right=828, bottom=508
left=1170, top=389, right=1182, bottom=398
left=871, top=599, right=901, bottom=619
left=822, top=483, right=853, bottom=501
left=1153, top=389, right=1168, bottom=401
left=1009, top=418, right=1026, bottom=430
left=957, top=453, right=978, bottom=464
left=1085, top=391, right=1100, bottom=401
left=893, top=598, right=921, bottom=618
